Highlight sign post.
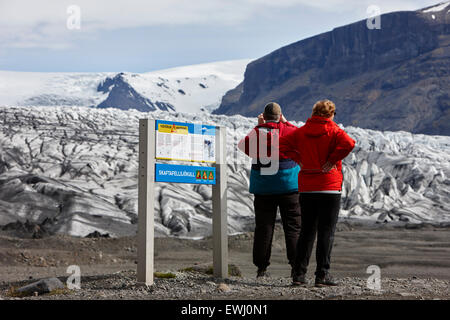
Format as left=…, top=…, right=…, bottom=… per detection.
left=212, top=126, right=228, bottom=278
left=137, top=119, right=228, bottom=285
left=137, top=119, right=155, bottom=285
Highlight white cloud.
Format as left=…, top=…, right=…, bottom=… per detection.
left=0, top=0, right=440, bottom=49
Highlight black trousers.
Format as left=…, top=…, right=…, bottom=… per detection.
left=293, top=193, right=341, bottom=277
left=253, top=192, right=301, bottom=269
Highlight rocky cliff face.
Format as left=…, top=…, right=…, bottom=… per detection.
left=214, top=4, right=450, bottom=135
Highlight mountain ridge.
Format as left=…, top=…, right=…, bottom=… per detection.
left=0, top=59, right=251, bottom=114
left=214, top=3, right=450, bottom=135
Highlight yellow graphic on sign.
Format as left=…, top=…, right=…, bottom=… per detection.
left=158, top=123, right=188, bottom=135
left=208, top=171, right=214, bottom=180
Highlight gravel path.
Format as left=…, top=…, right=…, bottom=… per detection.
left=1, top=269, right=449, bottom=300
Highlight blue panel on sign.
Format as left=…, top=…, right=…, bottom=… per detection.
left=155, top=163, right=216, bottom=185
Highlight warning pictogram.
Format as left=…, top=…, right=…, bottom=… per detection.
left=202, top=171, right=208, bottom=179
left=196, top=170, right=202, bottom=179
left=170, top=124, right=177, bottom=133
left=208, top=171, right=214, bottom=180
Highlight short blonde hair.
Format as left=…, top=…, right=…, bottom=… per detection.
left=312, top=100, right=336, bottom=118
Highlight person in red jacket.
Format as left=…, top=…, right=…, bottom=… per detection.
left=238, top=102, right=301, bottom=278
left=280, top=99, right=355, bottom=287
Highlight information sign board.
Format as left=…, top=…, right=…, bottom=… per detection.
left=138, top=119, right=228, bottom=285
left=155, top=120, right=215, bottom=163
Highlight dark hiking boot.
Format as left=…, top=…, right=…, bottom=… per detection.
left=292, top=273, right=307, bottom=286
left=257, top=268, right=270, bottom=278
left=315, top=273, right=338, bottom=287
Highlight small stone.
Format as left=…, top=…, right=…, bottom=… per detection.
left=34, top=291, right=39, bottom=297
left=16, top=278, right=65, bottom=296
left=217, top=283, right=231, bottom=293
left=398, top=292, right=414, bottom=297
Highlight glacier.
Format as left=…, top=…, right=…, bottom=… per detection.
left=0, top=105, right=449, bottom=238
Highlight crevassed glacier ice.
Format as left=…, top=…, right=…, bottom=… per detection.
left=0, top=106, right=449, bottom=238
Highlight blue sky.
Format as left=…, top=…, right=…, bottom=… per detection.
left=0, top=0, right=442, bottom=72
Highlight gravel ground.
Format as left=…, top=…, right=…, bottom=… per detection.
left=1, top=269, right=449, bottom=300
left=0, top=222, right=449, bottom=300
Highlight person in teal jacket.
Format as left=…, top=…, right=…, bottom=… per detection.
left=238, top=102, right=301, bottom=278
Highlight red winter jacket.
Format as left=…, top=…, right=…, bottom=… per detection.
left=280, top=116, right=355, bottom=192
left=238, top=121, right=298, bottom=160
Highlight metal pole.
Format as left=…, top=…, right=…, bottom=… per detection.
left=212, top=126, right=228, bottom=278
left=137, top=118, right=155, bottom=285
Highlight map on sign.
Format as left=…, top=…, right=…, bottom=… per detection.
left=155, top=120, right=215, bottom=163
